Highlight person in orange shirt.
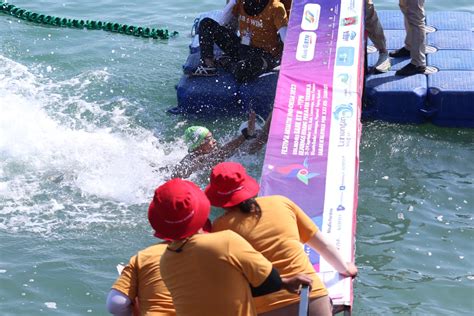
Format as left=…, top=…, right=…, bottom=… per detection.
left=147, top=178, right=313, bottom=316
left=205, top=162, right=358, bottom=316
left=106, top=242, right=175, bottom=316
left=192, top=0, right=288, bottom=82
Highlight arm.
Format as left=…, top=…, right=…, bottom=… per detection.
left=306, top=231, right=358, bottom=278
left=248, top=111, right=272, bottom=154
left=106, top=289, right=132, bottom=316
left=278, top=26, right=287, bottom=43
left=219, top=110, right=257, bottom=157
left=251, top=267, right=313, bottom=297
left=219, top=0, right=237, bottom=26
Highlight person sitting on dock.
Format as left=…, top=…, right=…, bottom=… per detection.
left=206, top=162, right=358, bottom=316
left=149, top=178, right=314, bottom=316
left=171, top=111, right=258, bottom=179
left=192, top=0, right=288, bottom=82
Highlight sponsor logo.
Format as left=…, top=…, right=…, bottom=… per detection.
left=296, top=31, right=317, bottom=62
left=342, top=30, right=357, bottom=41
left=301, top=3, right=321, bottom=31
left=336, top=47, right=355, bottom=66
left=275, top=157, right=319, bottom=185
left=333, top=103, right=354, bottom=120
left=336, top=73, right=351, bottom=86
left=341, top=16, right=358, bottom=26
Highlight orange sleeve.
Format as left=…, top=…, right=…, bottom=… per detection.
left=284, top=196, right=318, bottom=243
left=226, top=232, right=273, bottom=287
left=272, top=3, right=288, bottom=30
left=111, top=255, right=138, bottom=299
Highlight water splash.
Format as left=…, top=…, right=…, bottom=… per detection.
left=0, top=55, right=186, bottom=237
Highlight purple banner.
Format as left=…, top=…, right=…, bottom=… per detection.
left=260, top=0, right=364, bottom=307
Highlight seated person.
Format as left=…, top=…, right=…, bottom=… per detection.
left=171, top=111, right=258, bottom=179
left=148, top=178, right=313, bottom=316
left=193, top=0, right=288, bottom=82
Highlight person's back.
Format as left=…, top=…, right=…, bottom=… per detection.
left=111, top=243, right=175, bottom=315
left=213, top=195, right=327, bottom=313
left=160, top=230, right=272, bottom=316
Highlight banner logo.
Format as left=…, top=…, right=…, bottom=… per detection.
left=336, top=47, right=355, bottom=66
left=296, top=31, right=317, bottom=61
left=341, top=16, right=358, bottom=26
left=333, top=103, right=354, bottom=120
left=275, top=157, right=319, bottom=185
left=301, top=3, right=321, bottom=31
left=342, top=30, right=357, bottom=41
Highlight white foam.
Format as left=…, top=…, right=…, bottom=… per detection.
left=44, top=302, right=57, bottom=309
left=0, top=55, right=187, bottom=237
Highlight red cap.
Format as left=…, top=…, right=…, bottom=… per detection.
left=148, top=179, right=211, bottom=240
left=205, top=162, right=259, bottom=208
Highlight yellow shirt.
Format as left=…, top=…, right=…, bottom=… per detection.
left=112, top=243, right=175, bottom=316
left=232, top=0, right=288, bottom=56
left=160, top=230, right=273, bottom=316
left=213, top=195, right=328, bottom=313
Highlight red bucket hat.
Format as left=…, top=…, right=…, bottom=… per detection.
left=148, top=178, right=211, bottom=241
left=205, top=162, right=260, bottom=208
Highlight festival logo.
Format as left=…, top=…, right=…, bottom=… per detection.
left=296, top=31, right=317, bottom=62
left=342, top=31, right=357, bottom=41
left=341, top=16, right=358, bottom=26
left=274, top=157, right=319, bottom=185
left=336, top=47, right=355, bottom=66
left=301, top=3, right=321, bottom=31
left=333, top=103, right=354, bottom=120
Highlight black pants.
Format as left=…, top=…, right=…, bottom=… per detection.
left=198, top=17, right=279, bottom=82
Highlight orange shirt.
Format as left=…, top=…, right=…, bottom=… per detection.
left=232, top=0, right=288, bottom=56
left=160, top=230, right=273, bottom=316
left=112, top=243, right=175, bottom=316
left=213, top=195, right=328, bottom=313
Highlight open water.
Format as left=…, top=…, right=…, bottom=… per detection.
left=1, top=0, right=473, bottom=315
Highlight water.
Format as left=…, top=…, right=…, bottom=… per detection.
left=0, top=0, right=473, bottom=315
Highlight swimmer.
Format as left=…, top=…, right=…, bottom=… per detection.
left=170, top=111, right=258, bottom=179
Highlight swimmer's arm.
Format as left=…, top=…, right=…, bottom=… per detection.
left=306, top=231, right=358, bottom=278
left=248, top=111, right=272, bottom=154
left=219, top=110, right=257, bottom=157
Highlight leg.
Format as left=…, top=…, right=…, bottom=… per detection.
left=258, top=295, right=332, bottom=316
left=403, top=0, right=426, bottom=67
left=198, top=17, right=241, bottom=65
left=365, top=0, right=390, bottom=72
left=308, top=295, right=332, bottom=316
left=231, top=46, right=277, bottom=82
left=399, top=0, right=412, bottom=51
left=365, top=0, right=387, bottom=53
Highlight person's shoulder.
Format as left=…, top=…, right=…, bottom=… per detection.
left=137, top=242, right=168, bottom=258
left=258, top=194, right=291, bottom=203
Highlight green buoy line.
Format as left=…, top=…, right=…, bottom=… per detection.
left=1, top=3, right=178, bottom=40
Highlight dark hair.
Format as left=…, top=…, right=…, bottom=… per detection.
left=238, top=197, right=262, bottom=219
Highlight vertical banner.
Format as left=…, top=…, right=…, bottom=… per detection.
left=259, top=0, right=364, bottom=308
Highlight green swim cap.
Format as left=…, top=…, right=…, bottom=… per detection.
left=184, top=126, right=210, bottom=152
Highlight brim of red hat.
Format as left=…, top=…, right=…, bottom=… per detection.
left=150, top=196, right=211, bottom=241
left=205, top=175, right=260, bottom=208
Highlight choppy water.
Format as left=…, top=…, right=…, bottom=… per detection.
left=1, top=1, right=473, bottom=315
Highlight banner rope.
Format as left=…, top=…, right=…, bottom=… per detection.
left=1, top=3, right=178, bottom=40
